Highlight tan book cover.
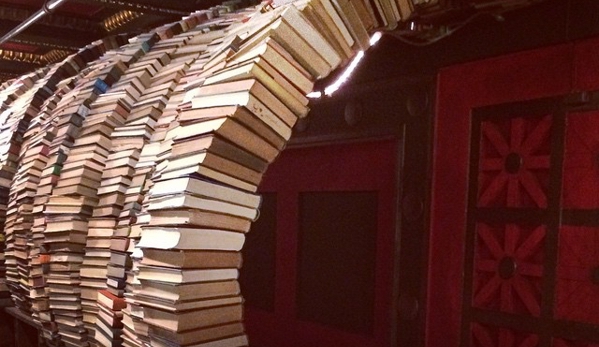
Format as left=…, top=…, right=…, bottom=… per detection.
left=205, top=58, right=309, bottom=118
left=137, top=226, right=246, bottom=251
left=171, top=133, right=268, bottom=173
left=177, top=105, right=285, bottom=151
left=170, top=115, right=280, bottom=163
left=189, top=79, right=295, bottom=137
left=149, top=321, right=243, bottom=346
left=143, top=304, right=243, bottom=332
left=163, top=150, right=263, bottom=187
left=150, top=175, right=261, bottom=209
left=141, top=249, right=242, bottom=269
left=135, top=294, right=242, bottom=313
left=147, top=209, right=251, bottom=233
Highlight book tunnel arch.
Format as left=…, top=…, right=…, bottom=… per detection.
left=0, top=1, right=386, bottom=346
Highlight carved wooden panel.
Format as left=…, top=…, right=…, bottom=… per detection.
left=463, top=98, right=599, bottom=346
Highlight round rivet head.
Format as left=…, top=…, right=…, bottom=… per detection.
left=498, top=257, right=517, bottom=279
left=406, top=91, right=429, bottom=117
left=344, top=100, right=362, bottom=127
left=504, top=152, right=523, bottom=174
left=590, top=267, right=599, bottom=285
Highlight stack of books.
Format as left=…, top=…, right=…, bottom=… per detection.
left=44, top=2, right=337, bottom=346
left=78, top=39, right=160, bottom=344
left=35, top=71, right=98, bottom=346
left=0, top=40, right=115, bottom=312
left=117, top=12, right=223, bottom=347
left=41, top=53, right=132, bottom=347
left=117, top=7, right=249, bottom=347
left=0, top=71, right=45, bottom=310
left=86, top=37, right=167, bottom=346
left=136, top=174, right=257, bottom=347
left=112, top=15, right=219, bottom=347
left=30, top=77, right=80, bottom=331
left=43, top=32, right=164, bottom=346
left=3, top=53, right=99, bottom=315
left=4, top=70, right=54, bottom=314
left=0, top=79, right=12, bottom=93
left=131, top=1, right=374, bottom=345
left=81, top=148, right=141, bottom=340
left=4, top=39, right=115, bottom=323
left=95, top=289, right=127, bottom=347
left=0, top=1, right=389, bottom=347
left=14, top=76, right=76, bottom=324
left=0, top=34, right=118, bottom=338
left=122, top=144, right=158, bottom=347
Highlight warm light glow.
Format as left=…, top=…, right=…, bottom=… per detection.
left=369, top=31, right=383, bottom=46
left=102, top=10, right=143, bottom=32
left=324, top=50, right=364, bottom=96
left=307, top=91, right=322, bottom=99
left=132, top=247, right=143, bottom=258
left=308, top=33, right=382, bottom=99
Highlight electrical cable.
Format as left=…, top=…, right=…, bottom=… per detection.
left=390, top=11, right=497, bottom=47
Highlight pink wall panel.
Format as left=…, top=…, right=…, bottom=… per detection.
left=247, top=140, right=397, bottom=347
left=428, top=43, right=575, bottom=347
left=572, top=37, right=599, bottom=91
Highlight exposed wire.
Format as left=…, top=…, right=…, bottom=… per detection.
left=390, top=11, right=498, bottom=47
left=306, top=10, right=502, bottom=98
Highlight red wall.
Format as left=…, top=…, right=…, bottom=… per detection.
left=429, top=37, right=599, bottom=346
left=246, top=140, right=397, bottom=347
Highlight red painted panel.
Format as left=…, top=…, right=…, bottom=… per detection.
left=473, top=223, right=545, bottom=316
left=0, top=42, right=39, bottom=53
left=430, top=44, right=574, bottom=347
left=471, top=323, right=539, bottom=347
left=563, top=111, right=599, bottom=208
left=246, top=140, right=397, bottom=347
left=572, top=37, right=599, bottom=91
left=554, top=338, right=599, bottom=347
left=555, top=225, right=599, bottom=325
left=478, top=115, right=552, bottom=209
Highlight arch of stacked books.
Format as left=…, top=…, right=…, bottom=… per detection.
left=0, top=0, right=391, bottom=346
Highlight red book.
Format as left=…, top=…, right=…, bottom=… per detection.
left=98, top=289, right=127, bottom=311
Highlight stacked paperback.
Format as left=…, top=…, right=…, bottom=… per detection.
left=0, top=0, right=391, bottom=346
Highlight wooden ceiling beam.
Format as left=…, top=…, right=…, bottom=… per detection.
left=72, top=0, right=193, bottom=16
left=0, top=4, right=102, bottom=33
left=105, top=11, right=170, bottom=35
left=0, top=47, right=72, bottom=65
left=0, top=59, right=41, bottom=75
left=0, top=20, right=93, bottom=50
left=126, top=0, right=226, bottom=12
left=5, top=38, right=81, bottom=51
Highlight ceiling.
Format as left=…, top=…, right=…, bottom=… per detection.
left=0, top=0, right=546, bottom=83
left=0, top=0, right=228, bottom=82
